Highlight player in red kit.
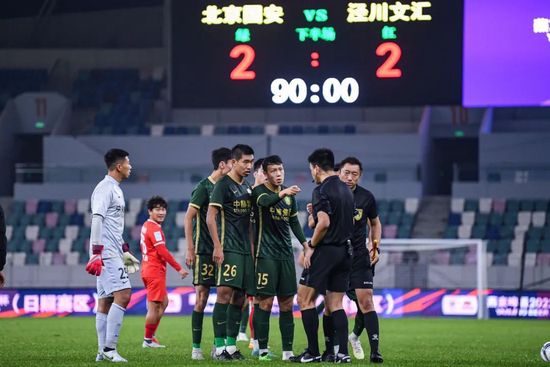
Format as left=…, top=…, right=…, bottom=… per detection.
left=140, top=196, right=188, bottom=348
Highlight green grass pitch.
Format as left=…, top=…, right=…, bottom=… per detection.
left=0, top=316, right=548, bottom=366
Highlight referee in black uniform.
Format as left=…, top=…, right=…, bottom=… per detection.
left=339, top=157, right=383, bottom=363
left=292, top=148, right=355, bottom=363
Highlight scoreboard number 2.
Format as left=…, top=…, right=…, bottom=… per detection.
left=230, top=45, right=256, bottom=80
left=376, top=42, right=402, bottom=79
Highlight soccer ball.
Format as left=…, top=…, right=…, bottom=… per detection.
left=541, top=342, right=550, bottom=362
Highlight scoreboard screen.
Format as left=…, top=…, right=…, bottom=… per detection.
left=171, top=1, right=463, bottom=108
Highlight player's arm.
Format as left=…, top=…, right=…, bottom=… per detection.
left=368, top=216, right=382, bottom=266
left=256, top=185, right=301, bottom=207
left=86, top=213, right=105, bottom=276
left=184, top=204, right=199, bottom=267
left=157, top=245, right=188, bottom=278
left=310, top=211, right=330, bottom=247
left=207, top=204, right=223, bottom=265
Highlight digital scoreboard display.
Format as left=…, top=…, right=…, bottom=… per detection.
left=171, top=1, right=463, bottom=108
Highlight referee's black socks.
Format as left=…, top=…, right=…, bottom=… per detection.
left=364, top=311, right=380, bottom=353
left=322, top=314, right=335, bottom=353
left=301, top=308, right=320, bottom=355
left=331, top=309, right=349, bottom=355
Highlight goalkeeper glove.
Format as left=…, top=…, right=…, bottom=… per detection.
left=122, top=243, right=140, bottom=274
left=86, top=245, right=104, bottom=276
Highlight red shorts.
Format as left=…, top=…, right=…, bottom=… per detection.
left=142, top=277, right=167, bottom=302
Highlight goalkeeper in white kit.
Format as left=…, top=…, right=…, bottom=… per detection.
left=86, top=148, right=140, bottom=363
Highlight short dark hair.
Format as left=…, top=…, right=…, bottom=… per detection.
left=339, top=157, right=363, bottom=172
left=104, top=148, right=129, bottom=170
left=262, top=155, right=283, bottom=172
left=232, top=144, right=254, bottom=160
left=308, top=148, right=334, bottom=172
left=211, top=147, right=232, bottom=170
left=147, top=195, right=167, bottom=211
left=253, top=158, right=265, bottom=172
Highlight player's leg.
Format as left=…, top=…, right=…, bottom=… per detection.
left=248, top=297, right=258, bottom=352
left=95, top=292, right=113, bottom=361
left=191, top=284, right=210, bottom=359
left=278, top=295, right=295, bottom=361
left=292, top=247, right=335, bottom=362
left=295, top=284, right=321, bottom=361
left=225, top=287, right=246, bottom=357
left=321, top=306, right=336, bottom=361
left=255, top=295, right=274, bottom=360
left=101, top=258, right=131, bottom=362
left=253, top=257, right=278, bottom=360
left=325, top=247, right=353, bottom=363
left=352, top=299, right=365, bottom=337
left=277, top=258, right=297, bottom=361
left=192, top=254, right=216, bottom=358
left=143, top=299, right=166, bottom=348
left=325, top=291, right=349, bottom=362
left=356, top=288, right=383, bottom=363
left=142, top=277, right=164, bottom=347
left=212, top=285, right=232, bottom=358
left=348, top=297, right=365, bottom=360
left=216, top=252, right=247, bottom=358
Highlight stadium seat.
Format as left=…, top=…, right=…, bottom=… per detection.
left=461, top=212, right=475, bottom=226
left=506, top=199, right=520, bottom=213
left=64, top=199, right=77, bottom=215
left=464, top=199, right=478, bottom=212
left=12, top=252, right=26, bottom=266
left=77, top=199, right=90, bottom=214
left=37, top=200, right=52, bottom=213
left=458, top=225, right=472, bottom=239
left=492, top=199, right=506, bottom=214
left=525, top=253, right=537, bottom=267
left=45, top=239, right=59, bottom=252
left=66, top=252, right=80, bottom=265
left=25, top=225, right=39, bottom=241
left=443, top=226, right=458, bottom=239
left=383, top=225, right=397, bottom=239
left=45, top=212, right=59, bottom=228
left=451, top=198, right=464, bottom=213
left=540, top=239, right=550, bottom=253
left=536, top=253, right=550, bottom=266
left=517, top=212, right=532, bottom=227
left=175, top=211, right=186, bottom=228
left=448, top=213, right=461, bottom=226
left=534, top=199, right=548, bottom=212
left=39, top=252, right=52, bottom=265
left=131, top=226, right=141, bottom=241
left=51, top=253, right=66, bottom=265
left=526, top=239, right=541, bottom=253
left=25, top=199, right=38, bottom=214
left=471, top=225, right=486, bottom=239
left=532, top=212, right=546, bottom=227
left=478, top=198, right=492, bottom=214
left=405, top=198, right=419, bottom=213
left=26, top=253, right=39, bottom=265
left=492, top=253, right=508, bottom=266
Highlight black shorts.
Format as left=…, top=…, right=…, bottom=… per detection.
left=348, top=251, right=373, bottom=290
left=299, top=244, right=351, bottom=295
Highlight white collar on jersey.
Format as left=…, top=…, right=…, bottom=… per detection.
left=104, top=175, right=120, bottom=186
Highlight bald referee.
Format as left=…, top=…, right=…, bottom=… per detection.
left=291, top=148, right=355, bottom=363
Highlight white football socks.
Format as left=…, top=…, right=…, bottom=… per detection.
left=105, top=303, right=126, bottom=349
left=96, top=312, right=107, bottom=353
